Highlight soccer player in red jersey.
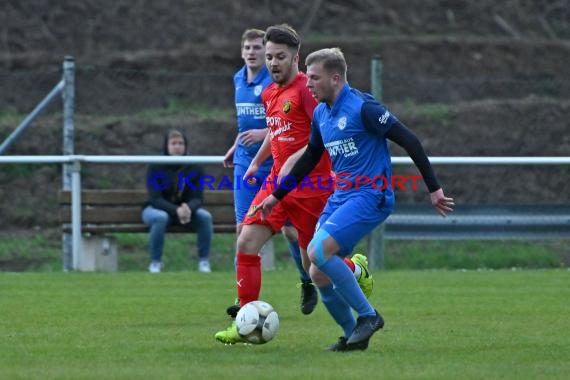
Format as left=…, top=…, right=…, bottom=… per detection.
left=223, top=28, right=313, bottom=317
left=215, top=24, right=372, bottom=344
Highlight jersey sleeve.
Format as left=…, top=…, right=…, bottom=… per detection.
left=384, top=121, right=441, bottom=192
left=308, top=116, right=325, bottom=150
left=362, top=99, right=441, bottom=192
left=361, top=101, right=400, bottom=136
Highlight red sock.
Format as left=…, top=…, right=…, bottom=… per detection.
left=343, top=257, right=355, bottom=272
left=236, top=252, right=261, bottom=307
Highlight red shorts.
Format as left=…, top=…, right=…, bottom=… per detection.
left=242, top=185, right=329, bottom=250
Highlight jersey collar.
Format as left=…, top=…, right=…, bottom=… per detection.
left=238, top=65, right=270, bottom=86
left=329, top=83, right=351, bottom=116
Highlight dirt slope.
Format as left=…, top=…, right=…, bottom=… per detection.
left=0, top=0, right=569, bottom=228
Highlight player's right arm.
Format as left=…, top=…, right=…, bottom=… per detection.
left=223, top=134, right=240, bottom=168
left=240, top=128, right=268, bottom=145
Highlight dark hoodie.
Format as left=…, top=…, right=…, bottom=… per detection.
left=144, top=131, right=204, bottom=223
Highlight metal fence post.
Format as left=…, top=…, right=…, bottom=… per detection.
left=371, top=54, right=383, bottom=102
left=62, top=56, right=75, bottom=271
left=366, top=54, right=386, bottom=270
left=71, top=159, right=82, bottom=270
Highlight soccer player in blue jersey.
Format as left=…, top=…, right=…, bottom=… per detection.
left=256, top=47, right=455, bottom=351
left=222, top=28, right=317, bottom=315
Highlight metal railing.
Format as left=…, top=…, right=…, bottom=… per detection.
left=1, top=155, right=569, bottom=270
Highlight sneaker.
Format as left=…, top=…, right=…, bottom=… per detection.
left=346, top=309, right=384, bottom=346
left=351, top=253, right=374, bottom=298
left=214, top=320, right=245, bottom=344
left=198, top=260, right=211, bottom=273
left=326, top=336, right=370, bottom=352
left=326, top=336, right=348, bottom=351
left=148, top=261, right=162, bottom=273
left=226, top=299, right=240, bottom=319
left=300, top=281, right=318, bottom=315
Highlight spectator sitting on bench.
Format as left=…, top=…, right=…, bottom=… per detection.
left=142, top=129, right=213, bottom=273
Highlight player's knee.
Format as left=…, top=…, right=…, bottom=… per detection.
left=236, top=227, right=259, bottom=252
left=307, top=229, right=330, bottom=267
left=237, top=225, right=273, bottom=253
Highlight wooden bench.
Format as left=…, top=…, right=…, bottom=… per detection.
left=59, top=190, right=570, bottom=270
left=59, top=189, right=236, bottom=234
left=58, top=189, right=238, bottom=271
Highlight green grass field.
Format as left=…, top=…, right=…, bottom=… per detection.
left=1, top=269, right=568, bottom=379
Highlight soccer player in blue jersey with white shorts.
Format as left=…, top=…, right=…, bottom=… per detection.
left=222, top=28, right=318, bottom=315
left=257, top=47, right=455, bottom=351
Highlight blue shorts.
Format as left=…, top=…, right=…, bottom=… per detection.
left=233, top=164, right=270, bottom=224
left=316, top=190, right=394, bottom=256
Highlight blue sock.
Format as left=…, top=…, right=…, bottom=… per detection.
left=318, top=255, right=375, bottom=317
left=288, top=240, right=310, bottom=282
left=319, top=283, right=355, bottom=337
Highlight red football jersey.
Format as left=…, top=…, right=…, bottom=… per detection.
left=262, top=72, right=332, bottom=197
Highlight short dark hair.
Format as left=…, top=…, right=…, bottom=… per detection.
left=241, top=28, right=265, bottom=47
left=263, top=24, right=300, bottom=50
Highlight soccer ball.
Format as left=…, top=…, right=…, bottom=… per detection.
left=235, top=300, right=279, bottom=344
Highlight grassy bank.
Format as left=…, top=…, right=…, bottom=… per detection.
left=0, top=230, right=568, bottom=272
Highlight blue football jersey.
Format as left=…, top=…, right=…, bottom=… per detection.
left=310, top=83, right=399, bottom=202
left=233, top=65, right=273, bottom=171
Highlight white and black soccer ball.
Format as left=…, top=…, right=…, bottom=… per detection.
left=235, top=300, right=279, bottom=344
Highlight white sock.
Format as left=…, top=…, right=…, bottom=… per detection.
left=353, top=263, right=362, bottom=279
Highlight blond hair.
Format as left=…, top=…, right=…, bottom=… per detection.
left=305, top=48, right=347, bottom=80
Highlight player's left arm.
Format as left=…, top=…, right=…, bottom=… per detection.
left=361, top=102, right=454, bottom=216
left=256, top=120, right=325, bottom=220
left=244, top=132, right=272, bottom=180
